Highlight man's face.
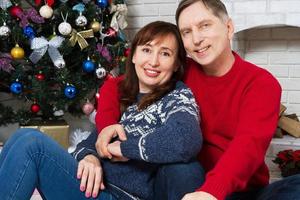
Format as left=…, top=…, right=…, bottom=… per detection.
left=178, top=1, right=234, bottom=70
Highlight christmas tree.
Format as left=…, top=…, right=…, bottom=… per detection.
left=0, top=0, right=129, bottom=126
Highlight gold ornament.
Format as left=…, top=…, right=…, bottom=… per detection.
left=69, top=29, right=94, bottom=50
left=11, top=44, right=25, bottom=59
left=90, top=20, right=101, bottom=32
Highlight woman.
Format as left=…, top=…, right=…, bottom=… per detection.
left=0, top=21, right=202, bottom=200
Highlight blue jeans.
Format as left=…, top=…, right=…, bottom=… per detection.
left=154, top=161, right=205, bottom=200
left=154, top=162, right=300, bottom=200
left=0, top=128, right=117, bottom=200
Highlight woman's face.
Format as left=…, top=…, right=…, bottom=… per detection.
left=132, top=34, right=179, bottom=93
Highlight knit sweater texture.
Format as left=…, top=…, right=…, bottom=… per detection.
left=73, top=81, right=202, bottom=199
left=94, top=52, right=282, bottom=200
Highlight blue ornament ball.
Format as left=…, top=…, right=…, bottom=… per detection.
left=96, top=0, right=108, bottom=8
left=23, top=26, right=35, bottom=39
left=64, top=85, right=77, bottom=99
left=82, top=60, right=96, bottom=73
left=10, top=82, right=22, bottom=94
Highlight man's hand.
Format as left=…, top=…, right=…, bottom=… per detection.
left=182, top=191, right=217, bottom=200
left=77, top=155, right=105, bottom=198
left=107, top=140, right=129, bottom=162
left=96, top=124, right=127, bottom=159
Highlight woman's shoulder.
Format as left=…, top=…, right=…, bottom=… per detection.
left=172, top=81, right=195, bottom=98
left=161, top=81, right=197, bottom=106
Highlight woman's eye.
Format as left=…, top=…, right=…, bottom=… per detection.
left=142, top=48, right=151, bottom=53
left=161, top=52, right=170, bottom=57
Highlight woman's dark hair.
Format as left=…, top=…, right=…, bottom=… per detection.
left=119, top=21, right=186, bottom=113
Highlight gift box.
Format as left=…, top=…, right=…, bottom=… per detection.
left=20, top=120, right=70, bottom=149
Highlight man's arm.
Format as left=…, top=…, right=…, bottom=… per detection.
left=95, top=77, right=122, bottom=133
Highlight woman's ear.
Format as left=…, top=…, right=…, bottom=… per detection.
left=132, top=53, right=136, bottom=64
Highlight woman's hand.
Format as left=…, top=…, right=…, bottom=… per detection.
left=107, top=140, right=129, bottom=162
left=77, top=154, right=105, bottom=198
left=182, top=191, right=217, bottom=200
left=96, top=124, right=127, bottom=159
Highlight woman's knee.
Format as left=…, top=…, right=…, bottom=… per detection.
left=13, top=129, right=48, bottom=151
left=158, top=161, right=205, bottom=185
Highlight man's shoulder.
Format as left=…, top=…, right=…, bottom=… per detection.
left=238, top=56, right=281, bottom=91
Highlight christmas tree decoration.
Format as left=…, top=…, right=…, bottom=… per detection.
left=96, top=44, right=111, bottom=62
left=124, top=47, right=130, bottom=57
left=106, top=27, right=117, bottom=37
left=0, top=0, right=128, bottom=125
left=69, top=29, right=94, bottom=50
left=110, top=3, right=128, bottom=31
left=35, top=72, right=45, bottom=81
left=35, top=0, right=55, bottom=7
left=0, top=53, right=14, bottom=73
left=58, top=22, right=72, bottom=36
left=64, top=84, right=77, bottom=99
left=31, top=102, right=41, bottom=113
left=9, top=5, right=23, bottom=18
left=10, top=81, right=22, bottom=94
left=96, top=0, right=108, bottom=9
left=75, top=13, right=88, bottom=27
left=39, top=5, right=54, bottom=19
left=82, top=100, right=94, bottom=115
left=0, top=22, right=11, bottom=38
left=23, top=25, right=36, bottom=39
left=17, top=8, right=45, bottom=28
left=0, top=0, right=12, bottom=10
left=90, top=19, right=101, bottom=32
left=82, top=58, right=95, bottom=73
left=29, top=36, right=66, bottom=68
left=11, top=44, right=25, bottom=60
left=96, top=66, right=106, bottom=79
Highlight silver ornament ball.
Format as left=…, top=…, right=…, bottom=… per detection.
left=0, top=24, right=11, bottom=37
left=96, top=67, right=107, bottom=79
left=75, top=15, right=88, bottom=27
left=58, top=22, right=72, bottom=36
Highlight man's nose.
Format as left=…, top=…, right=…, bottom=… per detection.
left=192, top=30, right=204, bottom=46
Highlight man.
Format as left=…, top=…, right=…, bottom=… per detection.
left=93, top=0, right=300, bottom=200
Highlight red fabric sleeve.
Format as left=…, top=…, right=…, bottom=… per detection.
left=95, top=76, right=123, bottom=133
left=198, top=75, right=282, bottom=199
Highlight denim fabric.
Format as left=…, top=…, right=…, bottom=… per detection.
left=153, top=160, right=205, bottom=200
left=0, top=128, right=116, bottom=200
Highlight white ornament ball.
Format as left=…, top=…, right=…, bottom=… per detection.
left=96, top=67, right=107, bottom=79
left=39, top=5, right=53, bottom=19
left=75, top=15, right=88, bottom=27
left=58, top=22, right=72, bottom=36
left=0, top=24, right=11, bottom=37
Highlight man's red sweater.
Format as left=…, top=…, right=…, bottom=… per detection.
left=95, top=53, right=282, bottom=200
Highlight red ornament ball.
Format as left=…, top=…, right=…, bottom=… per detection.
left=35, top=73, right=45, bottom=81
left=31, top=103, right=40, bottom=113
left=106, top=27, right=117, bottom=37
left=124, top=48, right=131, bottom=57
left=9, top=5, right=23, bottom=18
